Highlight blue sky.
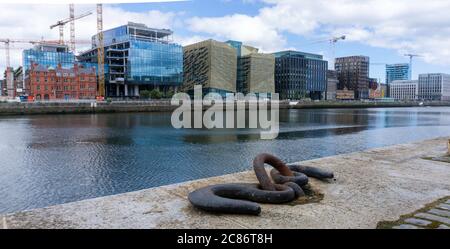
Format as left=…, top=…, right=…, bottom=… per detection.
left=1, top=0, right=450, bottom=82
left=116, top=0, right=450, bottom=82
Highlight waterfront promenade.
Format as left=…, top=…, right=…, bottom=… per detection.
left=1, top=137, right=449, bottom=229
left=1, top=100, right=450, bottom=116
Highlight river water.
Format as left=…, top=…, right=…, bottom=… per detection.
left=1, top=107, right=450, bottom=214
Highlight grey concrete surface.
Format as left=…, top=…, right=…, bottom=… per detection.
left=2, top=137, right=450, bottom=229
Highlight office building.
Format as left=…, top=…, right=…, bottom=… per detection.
left=418, top=73, right=450, bottom=100
left=326, top=70, right=338, bottom=100
left=335, top=56, right=370, bottom=99
left=79, top=22, right=183, bottom=97
left=386, top=63, right=410, bottom=84
left=226, top=40, right=275, bottom=96
left=183, top=39, right=237, bottom=96
left=23, top=43, right=76, bottom=73
left=390, top=80, right=418, bottom=100
left=274, top=50, right=327, bottom=100
left=26, top=63, right=97, bottom=100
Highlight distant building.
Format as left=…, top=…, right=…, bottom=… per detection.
left=386, top=63, right=410, bottom=84
left=335, top=56, right=370, bottom=99
left=370, top=82, right=388, bottom=99
left=26, top=63, right=97, bottom=101
left=390, top=80, right=418, bottom=100
left=226, top=40, right=275, bottom=96
left=326, top=70, right=338, bottom=100
left=418, top=73, right=450, bottom=101
left=0, top=78, right=4, bottom=96
left=273, top=50, right=327, bottom=100
left=183, top=39, right=237, bottom=96
left=79, top=22, right=183, bottom=98
left=3, top=67, right=14, bottom=97
left=336, top=88, right=355, bottom=100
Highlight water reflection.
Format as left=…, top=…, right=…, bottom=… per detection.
left=0, top=107, right=450, bottom=214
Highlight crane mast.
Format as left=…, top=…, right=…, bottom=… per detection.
left=50, top=8, right=92, bottom=50
left=69, top=4, right=75, bottom=52
left=97, top=3, right=105, bottom=98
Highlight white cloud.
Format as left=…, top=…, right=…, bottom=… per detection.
left=187, top=0, right=450, bottom=65
left=187, top=14, right=286, bottom=52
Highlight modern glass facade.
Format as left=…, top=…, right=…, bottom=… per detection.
left=23, top=46, right=75, bottom=73
left=79, top=22, right=183, bottom=98
left=127, top=40, right=183, bottom=85
left=386, top=63, right=410, bottom=84
left=273, top=51, right=327, bottom=100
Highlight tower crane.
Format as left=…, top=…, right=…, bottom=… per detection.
left=329, top=35, right=346, bottom=70
left=50, top=8, right=92, bottom=51
left=404, top=54, right=422, bottom=79
left=96, top=3, right=105, bottom=99
left=304, top=35, right=346, bottom=70
left=0, top=39, right=41, bottom=97
left=69, top=4, right=75, bottom=52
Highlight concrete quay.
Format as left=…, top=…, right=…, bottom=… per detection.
left=1, top=100, right=449, bottom=116
left=1, top=137, right=450, bottom=229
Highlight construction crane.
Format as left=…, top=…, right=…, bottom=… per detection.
left=329, top=35, right=346, bottom=70
left=303, top=35, right=346, bottom=70
left=404, top=54, right=422, bottom=78
left=96, top=3, right=105, bottom=99
left=50, top=7, right=92, bottom=50
left=0, top=39, right=42, bottom=97
left=69, top=4, right=75, bottom=52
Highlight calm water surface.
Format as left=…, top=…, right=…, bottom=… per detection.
left=1, top=107, right=450, bottom=214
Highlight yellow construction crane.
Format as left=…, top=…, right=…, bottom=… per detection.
left=96, top=3, right=105, bottom=99
left=50, top=7, right=92, bottom=51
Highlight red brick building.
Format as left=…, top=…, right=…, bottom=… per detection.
left=26, top=63, right=97, bottom=100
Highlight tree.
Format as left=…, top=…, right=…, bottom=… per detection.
left=140, top=90, right=151, bottom=99
left=150, top=89, right=162, bottom=99
left=164, top=90, right=175, bottom=99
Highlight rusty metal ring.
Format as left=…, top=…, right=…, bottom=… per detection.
left=253, top=153, right=294, bottom=191
left=188, top=183, right=296, bottom=215
left=188, top=153, right=334, bottom=215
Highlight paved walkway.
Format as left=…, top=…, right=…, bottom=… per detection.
left=379, top=198, right=450, bottom=229
left=1, top=137, right=450, bottom=229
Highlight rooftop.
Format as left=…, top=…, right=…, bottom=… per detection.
left=273, top=50, right=324, bottom=60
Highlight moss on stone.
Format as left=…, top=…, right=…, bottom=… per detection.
left=377, top=196, right=450, bottom=229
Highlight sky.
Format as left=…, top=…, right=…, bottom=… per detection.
left=1, top=0, right=450, bottom=82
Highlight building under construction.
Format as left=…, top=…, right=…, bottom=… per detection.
left=78, top=22, right=183, bottom=98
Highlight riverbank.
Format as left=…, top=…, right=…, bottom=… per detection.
left=2, top=137, right=449, bottom=229
left=0, top=100, right=449, bottom=116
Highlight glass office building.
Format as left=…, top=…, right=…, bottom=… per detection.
left=79, top=22, right=183, bottom=98
left=23, top=44, right=76, bottom=73
left=386, top=63, right=410, bottom=84
left=273, top=50, right=327, bottom=100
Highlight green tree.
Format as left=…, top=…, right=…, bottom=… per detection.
left=150, top=89, right=162, bottom=99
left=164, top=90, right=175, bottom=99
left=140, top=90, right=151, bottom=99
